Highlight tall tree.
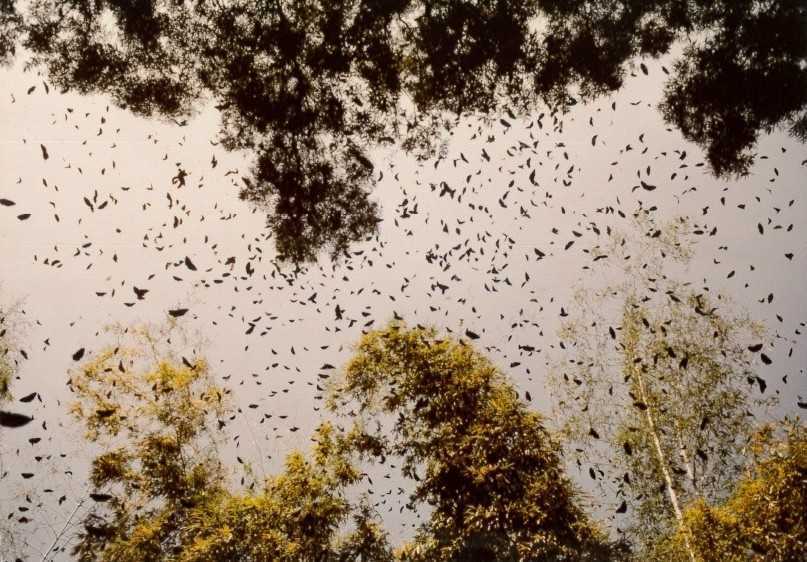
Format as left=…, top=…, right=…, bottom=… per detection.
left=551, top=217, right=773, bottom=559
left=330, top=323, right=615, bottom=562
left=2, top=0, right=803, bottom=260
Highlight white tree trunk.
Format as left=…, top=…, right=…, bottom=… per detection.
left=634, top=364, right=697, bottom=562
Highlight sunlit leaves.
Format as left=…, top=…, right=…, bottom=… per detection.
left=653, top=421, right=807, bottom=562
left=167, top=422, right=391, bottom=561
left=68, top=323, right=391, bottom=561
left=68, top=323, right=228, bottom=561
left=331, top=322, right=612, bottom=561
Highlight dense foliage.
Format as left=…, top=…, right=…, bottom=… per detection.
left=331, top=323, right=615, bottom=561
left=3, top=311, right=800, bottom=561
left=1, top=0, right=804, bottom=259
left=171, top=424, right=391, bottom=562
left=66, top=321, right=625, bottom=560
left=654, top=422, right=807, bottom=562
left=68, top=324, right=391, bottom=561
left=68, top=324, right=230, bottom=560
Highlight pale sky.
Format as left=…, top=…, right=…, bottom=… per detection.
left=1, top=51, right=806, bottom=559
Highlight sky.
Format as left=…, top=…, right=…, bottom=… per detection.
left=1, top=51, right=806, bottom=559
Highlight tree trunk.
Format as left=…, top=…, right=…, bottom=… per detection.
left=634, top=363, right=697, bottom=562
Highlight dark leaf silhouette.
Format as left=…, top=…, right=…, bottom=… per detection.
left=1, top=0, right=800, bottom=260
left=0, top=410, right=33, bottom=428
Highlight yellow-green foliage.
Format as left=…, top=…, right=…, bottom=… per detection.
left=0, top=303, right=19, bottom=401
left=68, top=324, right=229, bottom=562
left=331, top=322, right=611, bottom=562
left=69, top=323, right=391, bottom=562
left=177, top=423, right=390, bottom=561
left=656, top=421, right=806, bottom=562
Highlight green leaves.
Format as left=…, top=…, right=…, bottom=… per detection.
left=65, top=317, right=791, bottom=561
left=68, top=324, right=229, bottom=561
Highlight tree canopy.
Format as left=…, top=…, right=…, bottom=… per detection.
left=67, top=324, right=230, bottom=560
left=330, top=323, right=615, bottom=561
left=1, top=0, right=804, bottom=260
left=552, top=217, right=775, bottom=560
left=5, top=311, right=803, bottom=561
left=172, top=423, right=392, bottom=562
left=67, top=323, right=392, bottom=562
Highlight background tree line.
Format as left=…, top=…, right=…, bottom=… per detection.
left=48, top=317, right=807, bottom=561
left=2, top=215, right=804, bottom=561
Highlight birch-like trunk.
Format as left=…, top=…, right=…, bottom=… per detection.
left=633, top=361, right=697, bottom=562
